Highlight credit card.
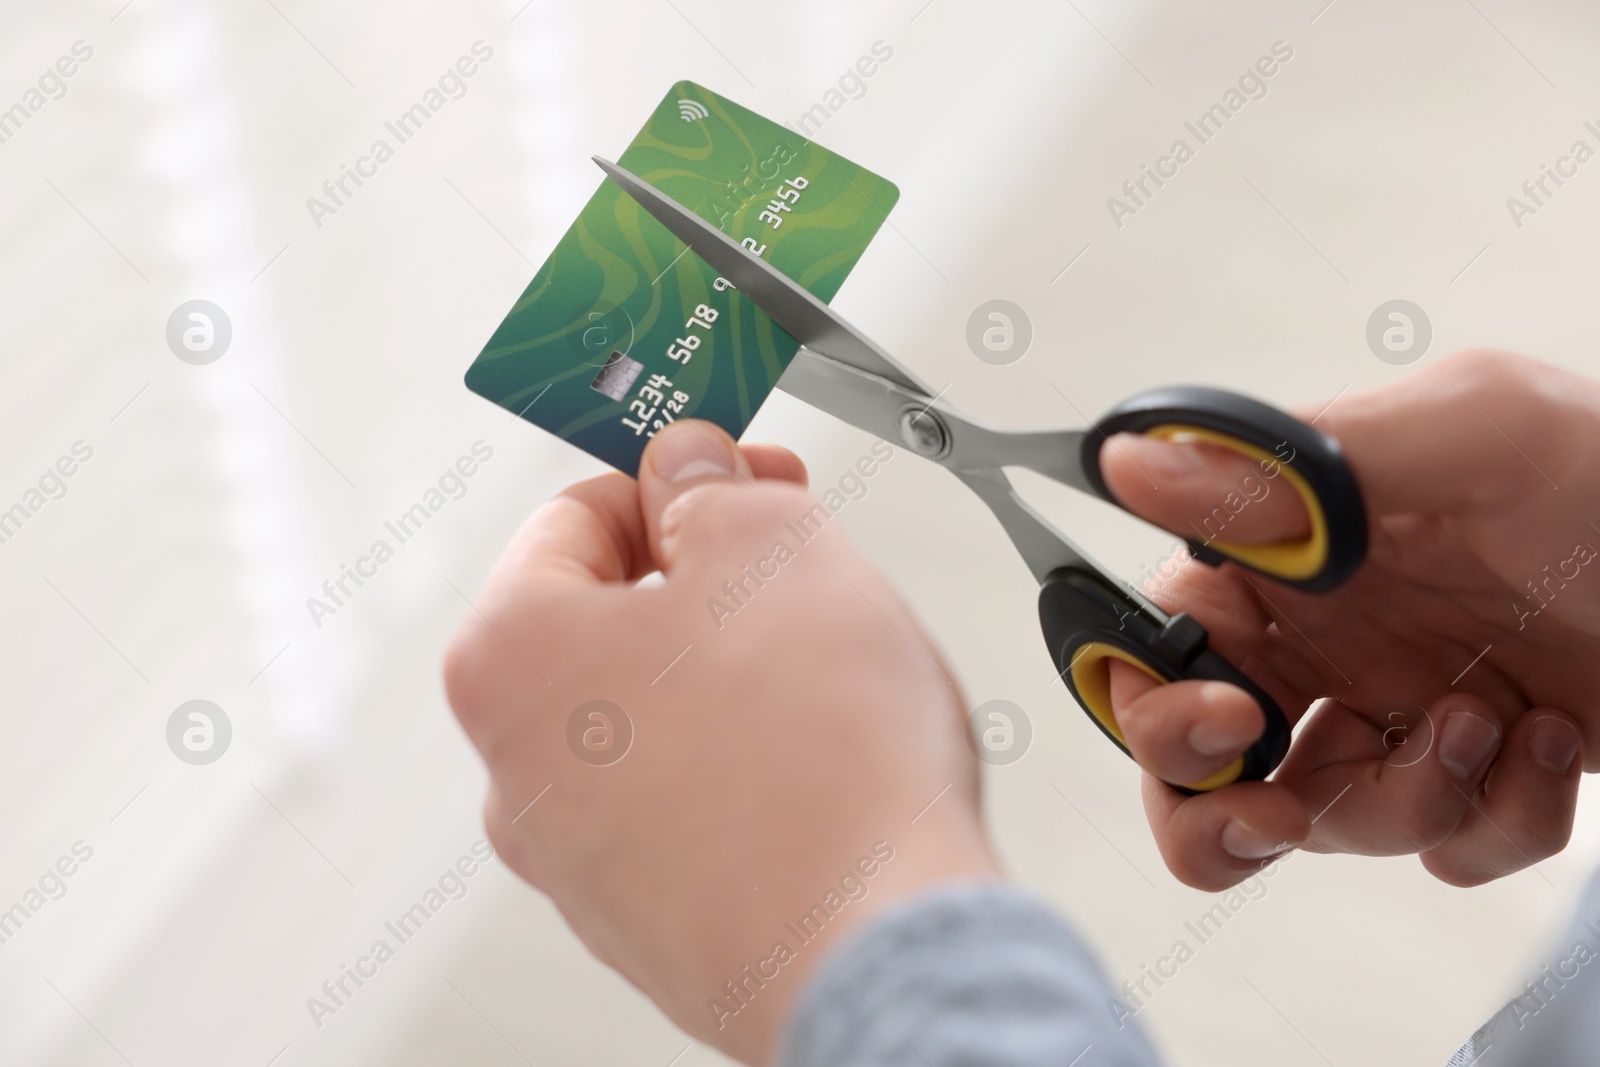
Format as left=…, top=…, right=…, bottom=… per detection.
left=464, top=80, right=900, bottom=475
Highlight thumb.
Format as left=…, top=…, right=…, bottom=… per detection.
left=1100, top=433, right=1313, bottom=544
left=639, top=420, right=757, bottom=572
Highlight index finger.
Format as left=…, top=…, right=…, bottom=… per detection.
left=489, top=473, right=651, bottom=593
left=443, top=472, right=648, bottom=747
left=484, top=442, right=810, bottom=595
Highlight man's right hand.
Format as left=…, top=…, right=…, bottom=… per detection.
left=1100, top=351, right=1599, bottom=890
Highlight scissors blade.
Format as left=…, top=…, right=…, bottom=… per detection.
left=592, top=156, right=928, bottom=396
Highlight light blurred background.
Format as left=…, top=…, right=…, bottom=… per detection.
left=2, top=0, right=1598, bottom=1063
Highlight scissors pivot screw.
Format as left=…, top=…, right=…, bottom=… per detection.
left=897, top=406, right=949, bottom=458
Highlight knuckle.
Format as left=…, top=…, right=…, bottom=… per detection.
left=695, top=481, right=813, bottom=532
left=443, top=622, right=501, bottom=733
left=1153, top=828, right=1243, bottom=892
left=1430, top=350, right=1584, bottom=498
left=1437, top=348, right=1527, bottom=397
left=442, top=629, right=480, bottom=707
left=1436, top=349, right=1548, bottom=442
left=1115, top=698, right=1159, bottom=745
left=1392, top=799, right=1462, bottom=851
left=1420, top=851, right=1494, bottom=888
left=482, top=795, right=524, bottom=871
left=665, top=481, right=830, bottom=561
left=1168, top=853, right=1244, bottom=892
left=1154, top=843, right=1206, bottom=888
left=1123, top=725, right=1197, bottom=784
left=1504, top=806, right=1573, bottom=860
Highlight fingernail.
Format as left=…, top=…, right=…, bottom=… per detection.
left=1529, top=715, right=1580, bottom=774
left=1438, top=709, right=1500, bottom=781
left=650, top=424, right=735, bottom=482
left=1188, top=685, right=1259, bottom=757
left=1221, top=819, right=1292, bottom=860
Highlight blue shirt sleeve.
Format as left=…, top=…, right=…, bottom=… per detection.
left=778, top=883, right=1165, bottom=1067
left=780, top=870, right=1600, bottom=1067
left=1448, top=864, right=1600, bottom=1067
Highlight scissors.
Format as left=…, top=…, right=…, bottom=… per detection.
left=594, top=156, right=1368, bottom=794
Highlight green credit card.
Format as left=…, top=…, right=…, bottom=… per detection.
left=464, top=80, right=900, bottom=475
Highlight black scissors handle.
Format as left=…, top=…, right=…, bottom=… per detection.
left=1081, top=385, right=1367, bottom=594
left=1044, top=386, right=1366, bottom=793
left=1039, top=567, right=1292, bottom=795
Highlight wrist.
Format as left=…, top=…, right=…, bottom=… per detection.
left=713, top=810, right=1000, bottom=1064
